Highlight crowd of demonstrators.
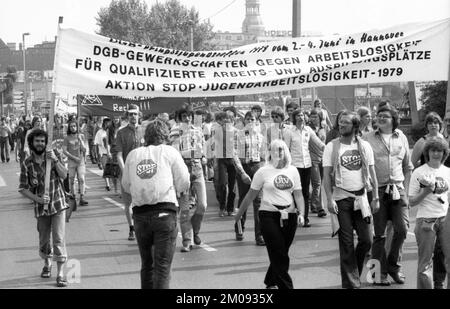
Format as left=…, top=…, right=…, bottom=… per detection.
left=9, top=95, right=450, bottom=290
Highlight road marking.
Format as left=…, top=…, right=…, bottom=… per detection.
left=0, top=175, right=6, bottom=187
left=103, top=197, right=124, bottom=210
left=178, top=232, right=217, bottom=252
left=88, top=168, right=104, bottom=177
left=199, top=244, right=218, bottom=252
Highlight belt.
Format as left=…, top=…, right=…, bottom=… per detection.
left=273, top=204, right=290, bottom=210
left=342, top=187, right=365, bottom=196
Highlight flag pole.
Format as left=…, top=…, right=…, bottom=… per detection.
left=43, top=16, right=64, bottom=212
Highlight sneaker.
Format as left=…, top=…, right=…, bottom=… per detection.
left=193, top=234, right=202, bottom=246
left=219, top=210, right=226, bottom=217
left=255, top=237, right=265, bottom=246
left=98, top=163, right=103, bottom=170
left=128, top=231, right=135, bottom=241
left=303, top=219, right=311, bottom=228
left=318, top=209, right=327, bottom=218
left=79, top=199, right=89, bottom=206
left=236, top=233, right=244, bottom=241
left=181, top=245, right=193, bottom=252
left=6, top=158, right=10, bottom=163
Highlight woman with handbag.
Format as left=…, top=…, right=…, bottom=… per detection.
left=63, top=119, right=88, bottom=206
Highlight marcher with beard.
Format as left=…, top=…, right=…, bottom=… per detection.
left=323, top=111, right=379, bottom=289
left=122, top=120, right=190, bottom=289
left=235, top=111, right=266, bottom=245
left=23, top=116, right=43, bottom=158
left=63, top=119, right=88, bottom=206
left=170, top=107, right=208, bottom=252
left=409, top=137, right=450, bottom=289
left=117, top=104, right=144, bottom=241
left=284, top=109, right=325, bottom=227
left=363, top=105, right=413, bottom=286
left=18, top=129, right=69, bottom=287
left=235, top=139, right=305, bottom=289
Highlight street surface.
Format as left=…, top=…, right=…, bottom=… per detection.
left=0, top=159, right=423, bottom=289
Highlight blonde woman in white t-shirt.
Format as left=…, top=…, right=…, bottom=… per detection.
left=409, top=137, right=450, bottom=289
left=235, top=139, right=305, bottom=289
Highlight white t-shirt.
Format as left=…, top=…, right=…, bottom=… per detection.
left=251, top=164, right=302, bottom=212
left=94, top=129, right=108, bottom=156
left=323, top=140, right=374, bottom=191
left=409, top=164, right=450, bottom=218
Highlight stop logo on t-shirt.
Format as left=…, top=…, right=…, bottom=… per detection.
left=340, top=150, right=362, bottom=171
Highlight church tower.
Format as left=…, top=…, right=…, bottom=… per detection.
left=242, top=0, right=265, bottom=37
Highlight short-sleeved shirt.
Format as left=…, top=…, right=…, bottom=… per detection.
left=409, top=164, right=450, bottom=219
left=63, top=134, right=85, bottom=167
left=323, top=140, right=374, bottom=192
left=251, top=164, right=302, bottom=213
left=116, top=125, right=143, bottom=162
left=94, top=129, right=108, bottom=156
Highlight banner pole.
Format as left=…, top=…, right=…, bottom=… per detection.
left=43, top=16, right=63, bottom=212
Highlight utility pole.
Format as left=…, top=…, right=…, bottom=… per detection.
left=291, top=0, right=301, bottom=104
left=22, top=32, right=30, bottom=116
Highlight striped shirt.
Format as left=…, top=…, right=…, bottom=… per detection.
left=18, top=152, right=68, bottom=218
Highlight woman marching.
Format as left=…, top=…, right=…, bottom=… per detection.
left=235, top=139, right=305, bottom=289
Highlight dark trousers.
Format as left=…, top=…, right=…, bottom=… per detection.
left=0, top=136, right=9, bottom=162
left=297, top=167, right=311, bottom=222
left=235, top=162, right=262, bottom=239
left=372, top=187, right=409, bottom=276
left=259, top=211, right=298, bottom=289
left=88, top=139, right=97, bottom=163
left=336, top=197, right=373, bottom=288
left=133, top=209, right=177, bottom=289
left=433, top=237, right=448, bottom=288
left=215, top=158, right=237, bottom=212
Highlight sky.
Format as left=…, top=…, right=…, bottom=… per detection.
left=0, top=0, right=449, bottom=47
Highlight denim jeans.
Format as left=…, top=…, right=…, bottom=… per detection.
left=433, top=237, right=448, bottom=288
left=214, top=158, right=237, bottom=212
left=414, top=217, right=448, bottom=289
left=440, top=211, right=450, bottom=289
left=37, top=210, right=67, bottom=263
left=336, top=197, right=372, bottom=288
left=235, top=162, right=262, bottom=239
left=372, top=186, right=409, bottom=276
left=179, top=161, right=207, bottom=247
left=297, top=167, right=311, bottom=222
left=133, top=209, right=178, bottom=289
left=68, top=162, right=86, bottom=196
left=310, top=163, right=324, bottom=212
left=259, top=211, right=298, bottom=289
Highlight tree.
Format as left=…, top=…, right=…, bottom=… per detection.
left=96, top=0, right=151, bottom=44
left=96, top=0, right=215, bottom=50
left=421, top=81, right=447, bottom=119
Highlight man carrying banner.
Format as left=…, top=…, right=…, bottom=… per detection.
left=18, top=129, right=69, bottom=287
left=117, top=104, right=144, bottom=241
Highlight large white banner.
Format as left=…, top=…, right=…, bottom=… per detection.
left=53, top=18, right=450, bottom=97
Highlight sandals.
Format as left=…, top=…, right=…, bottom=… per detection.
left=56, top=276, right=68, bottom=287
left=40, top=266, right=52, bottom=278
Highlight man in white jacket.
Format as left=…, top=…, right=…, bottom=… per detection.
left=122, top=119, right=190, bottom=289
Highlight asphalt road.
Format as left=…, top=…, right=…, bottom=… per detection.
left=0, top=159, right=427, bottom=289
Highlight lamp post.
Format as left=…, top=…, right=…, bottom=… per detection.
left=22, top=32, right=30, bottom=116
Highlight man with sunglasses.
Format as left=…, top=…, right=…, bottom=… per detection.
left=363, top=104, right=413, bottom=286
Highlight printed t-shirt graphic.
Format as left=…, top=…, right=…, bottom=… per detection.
left=136, top=160, right=157, bottom=179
